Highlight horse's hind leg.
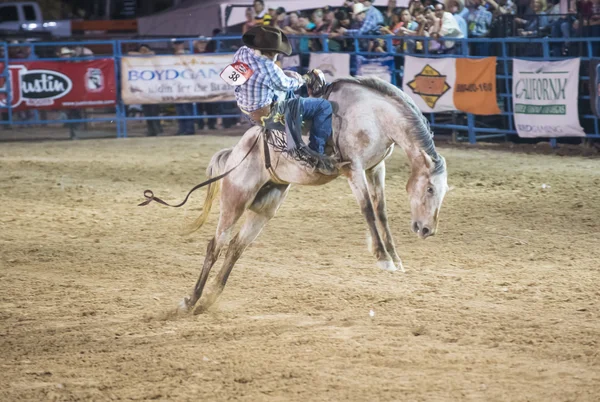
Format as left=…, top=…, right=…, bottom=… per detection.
left=183, top=177, right=262, bottom=312
left=366, top=162, right=404, bottom=272
left=201, top=183, right=290, bottom=310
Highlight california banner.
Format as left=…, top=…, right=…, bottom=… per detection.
left=120, top=55, right=234, bottom=105
left=402, top=56, right=500, bottom=115
left=512, top=58, right=585, bottom=138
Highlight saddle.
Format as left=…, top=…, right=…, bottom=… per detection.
left=246, top=96, right=345, bottom=179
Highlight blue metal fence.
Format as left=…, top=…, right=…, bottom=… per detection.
left=2, top=35, right=600, bottom=144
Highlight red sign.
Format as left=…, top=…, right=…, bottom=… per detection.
left=0, top=59, right=116, bottom=110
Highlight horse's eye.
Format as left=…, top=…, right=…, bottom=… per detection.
left=427, top=187, right=434, bottom=194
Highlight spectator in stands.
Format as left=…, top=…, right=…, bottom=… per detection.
left=274, top=7, right=287, bottom=28
left=310, top=9, right=332, bottom=51
left=243, top=7, right=255, bottom=34
left=432, top=2, right=465, bottom=52
left=384, top=0, right=398, bottom=25
left=466, top=0, right=493, bottom=55
left=446, top=0, right=469, bottom=37
left=128, top=44, right=163, bottom=137
left=515, top=0, right=549, bottom=36
left=328, top=10, right=353, bottom=51
left=58, top=47, right=81, bottom=139
left=253, top=0, right=272, bottom=26
left=334, top=1, right=384, bottom=36
left=172, top=40, right=195, bottom=135
left=549, top=1, right=578, bottom=55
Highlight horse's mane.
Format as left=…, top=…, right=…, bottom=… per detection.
left=329, top=77, right=446, bottom=176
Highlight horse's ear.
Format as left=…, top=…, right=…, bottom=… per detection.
left=420, top=149, right=433, bottom=170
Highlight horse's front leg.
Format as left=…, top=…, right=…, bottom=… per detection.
left=347, top=169, right=396, bottom=272
left=366, top=162, right=404, bottom=272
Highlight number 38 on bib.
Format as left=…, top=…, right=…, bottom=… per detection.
left=220, top=61, right=254, bottom=86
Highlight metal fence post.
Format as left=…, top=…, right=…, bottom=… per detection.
left=1, top=41, right=13, bottom=129
left=467, top=113, right=476, bottom=144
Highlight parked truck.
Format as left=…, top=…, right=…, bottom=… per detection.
left=0, top=2, right=71, bottom=37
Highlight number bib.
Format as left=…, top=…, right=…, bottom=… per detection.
left=220, top=61, right=254, bottom=86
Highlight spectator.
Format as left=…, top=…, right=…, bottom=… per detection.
left=58, top=47, right=81, bottom=139
left=128, top=44, right=163, bottom=136
left=515, top=0, right=549, bottom=36
left=243, top=7, right=255, bottom=34
left=172, top=40, right=195, bottom=135
left=253, top=0, right=272, bottom=26
left=550, top=1, right=578, bottom=55
left=433, top=2, right=465, bottom=52
left=274, top=7, right=287, bottom=28
left=385, top=0, right=398, bottom=25
left=323, top=6, right=337, bottom=25
left=446, top=0, right=469, bottom=37
left=466, top=0, right=493, bottom=55
left=328, top=10, right=353, bottom=51
left=334, top=1, right=384, bottom=36
left=310, top=9, right=332, bottom=51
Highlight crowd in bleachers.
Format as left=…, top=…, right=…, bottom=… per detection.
left=243, top=0, right=596, bottom=56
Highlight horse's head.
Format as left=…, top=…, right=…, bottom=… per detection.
left=406, top=150, right=448, bottom=239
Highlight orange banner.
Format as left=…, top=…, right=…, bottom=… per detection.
left=453, top=57, right=501, bottom=115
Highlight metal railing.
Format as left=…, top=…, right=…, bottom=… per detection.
left=2, top=34, right=600, bottom=145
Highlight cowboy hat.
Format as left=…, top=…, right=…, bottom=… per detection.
left=58, top=47, right=75, bottom=56
left=352, top=3, right=368, bottom=14
left=242, top=25, right=292, bottom=56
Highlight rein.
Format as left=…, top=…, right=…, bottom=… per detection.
left=138, top=134, right=260, bottom=208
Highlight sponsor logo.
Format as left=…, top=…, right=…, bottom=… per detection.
left=86, top=68, right=104, bottom=92
left=0, top=66, right=72, bottom=107
left=406, top=64, right=451, bottom=109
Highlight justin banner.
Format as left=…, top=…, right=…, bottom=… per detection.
left=402, top=56, right=500, bottom=115
left=120, top=55, right=234, bottom=105
left=356, top=56, right=394, bottom=83
left=308, top=53, right=350, bottom=82
left=589, top=59, right=600, bottom=118
left=512, top=58, right=585, bottom=137
left=0, top=59, right=116, bottom=111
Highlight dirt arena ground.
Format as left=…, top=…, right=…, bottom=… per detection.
left=1, top=133, right=599, bottom=401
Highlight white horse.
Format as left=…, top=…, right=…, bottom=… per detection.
left=146, top=77, right=449, bottom=312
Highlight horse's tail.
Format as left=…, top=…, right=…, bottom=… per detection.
left=185, top=148, right=232, bottom=234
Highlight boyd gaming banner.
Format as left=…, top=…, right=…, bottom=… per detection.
left=512, top=58, right=584, bottom=138
left=402, top=56, right=500, bottom=115
left=0, top=59, right=116, bottom=111
left=308, top=53, right=350, bottom=82
left=120, top=55, right=234, bottom=105
left=589, top=59, right=600, bottom=119
left=356, top=56, right=394, bottom=83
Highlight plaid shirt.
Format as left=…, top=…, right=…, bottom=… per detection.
left=467, top=6, right=492, bottom=37
left=232, top=46, right=302, bottom=112
left=346, top=6, right=384, bottom=35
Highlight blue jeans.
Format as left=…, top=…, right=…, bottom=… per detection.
left=302, top=98, right=332, bottom=154
left=175, top=103, right=195, bottom=134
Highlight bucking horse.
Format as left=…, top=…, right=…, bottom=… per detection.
left=140, top=76, right=449, bottom=313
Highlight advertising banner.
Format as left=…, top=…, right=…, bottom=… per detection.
left=308, top=53, right=350, bottom=82
left=0, top=59, right=116, bottom=110
left=402, top=56, right=500, bottom=115
left=512, top=58, right=584, bottom=137
left=120, top=55, right=234, bottom=104
left=356, top=56, right=394, bottom=83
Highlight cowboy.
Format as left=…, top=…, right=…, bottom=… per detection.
left=228, top=25, right=337, bottom=175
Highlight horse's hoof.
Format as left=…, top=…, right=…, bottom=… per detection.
left=178, top=297, right=191, bottom=313
left=395, top=260, right=405, bottom=273
left=377, top=260, right=397, bottom=272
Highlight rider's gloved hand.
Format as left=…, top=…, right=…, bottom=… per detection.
left=303, top=69, right=327, bottom=97
left=283, top=70, right=305, bottom=84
